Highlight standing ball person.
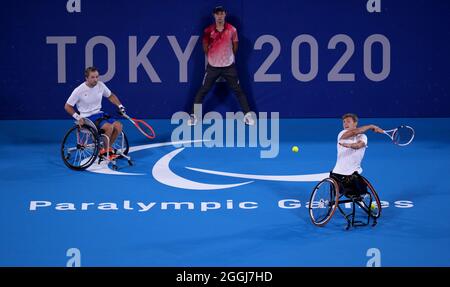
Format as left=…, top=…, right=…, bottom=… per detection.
left=188, top=6, right=255, bottom=126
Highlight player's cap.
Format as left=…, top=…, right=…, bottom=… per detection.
left=213, top=6, right=226, bottom=14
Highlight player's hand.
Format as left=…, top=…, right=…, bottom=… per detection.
left=118, top=105, right=126, bottom=115
left=371, top=125, right=384, bottom=134
left=77, top=118, right=85, bottom=127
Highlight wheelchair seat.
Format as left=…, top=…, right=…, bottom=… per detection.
left=309, top=172, right=381, bottom=230
left=330, top=172, right=368, bottom=198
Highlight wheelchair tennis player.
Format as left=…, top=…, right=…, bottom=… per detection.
left=309, top=113, right=384, bottom=229
left=64, top=67, right=126, bottom=160
left=332, top=113, right=384, bottom=180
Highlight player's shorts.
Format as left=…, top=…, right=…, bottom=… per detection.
left=87, top=112, right=116, bottom=129
left=330, top=171, right=368, bottom=197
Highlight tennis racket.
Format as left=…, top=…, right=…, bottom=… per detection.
left=121, top=113, right=156, bottom=139
left=383, top=125, right=415, bottom=146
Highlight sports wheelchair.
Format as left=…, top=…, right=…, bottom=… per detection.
left=308, top=172, right=381, bottom=230
left=61, top=117, right=132, bottom=171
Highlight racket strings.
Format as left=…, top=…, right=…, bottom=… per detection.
left=393, top=126, right=414, bottom=145
left=135, top=120, right=156, bottom=139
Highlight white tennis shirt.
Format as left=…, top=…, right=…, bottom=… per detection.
left=66, top=81, right=112, bottom=117
left=332, top=129, right=368, bottom=175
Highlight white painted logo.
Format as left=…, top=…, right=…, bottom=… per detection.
left=29, top=199, right=412, bottom=212
left=85, top=140, right=328, bottom=190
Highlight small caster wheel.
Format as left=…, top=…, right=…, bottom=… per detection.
left=128, top=160, right=133, bottom=166
left=112, top=165, right=118, bottom=171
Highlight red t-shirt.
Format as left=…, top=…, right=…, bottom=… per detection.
left=203, top=23, right=238, bottom=67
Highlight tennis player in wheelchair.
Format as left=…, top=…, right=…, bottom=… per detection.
left=309, top=113, right=385, bottom=229
left=64, top=67, right=126, bottom=160
left=62, top=67, right=131, bottom=170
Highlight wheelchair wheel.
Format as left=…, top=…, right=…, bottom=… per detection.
left=111, top=131, right=129, bottom=158
left=61, top=125, right=99, bottom=170
left=309, top=178, right=340, bottom=227
left=360, top=176, right=382, bottom=219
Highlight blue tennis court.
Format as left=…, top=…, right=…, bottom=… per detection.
left=2, top=0, right=450, bottom=268
left=1, top=118, right=449, bottom=266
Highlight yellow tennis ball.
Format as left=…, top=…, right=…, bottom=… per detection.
left=370, top=202, right=377, bottom=210
left=292, top=146, right=299, bottom=153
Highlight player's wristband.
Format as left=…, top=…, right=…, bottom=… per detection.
left=72, top=113, right=81, bottom=121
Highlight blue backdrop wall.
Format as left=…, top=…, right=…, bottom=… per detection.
left=1, top=0, right=449, bottom=119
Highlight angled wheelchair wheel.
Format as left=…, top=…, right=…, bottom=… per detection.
left=111, top=131, right=129, bottom=158
left=309, top=178, right=340, bottom=227
left=61, top=125, right=100, bottom=170
left=360, top=176, right=382, bottom=219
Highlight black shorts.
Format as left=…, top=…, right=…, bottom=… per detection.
left=330, top=171, right=368, bottom=197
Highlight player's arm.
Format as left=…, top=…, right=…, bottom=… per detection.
left=203, top=40, right=209, bottom=54
left=340, top=125, right=384, bottom=139
left=232, top=28, right=238, bottom=54
left=202, top=28, right=209, bottom=54
left=64, top=103, right=84, bottom=126
left=232, top=40, right=238, bottom=54
left=64, top=103, right=76, bottom=117
left=107, top=93, right=126, bottom=114
left=107, top=93, right=122, bottom=107
left=339, top=140, right=366, bottom=150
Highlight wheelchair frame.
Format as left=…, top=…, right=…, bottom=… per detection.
left=308, top=175, right=381, bottom=230
left=61, top=117, right=132, bottom=171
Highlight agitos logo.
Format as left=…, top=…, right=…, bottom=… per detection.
left=85, top=139, right=330, bottom=190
